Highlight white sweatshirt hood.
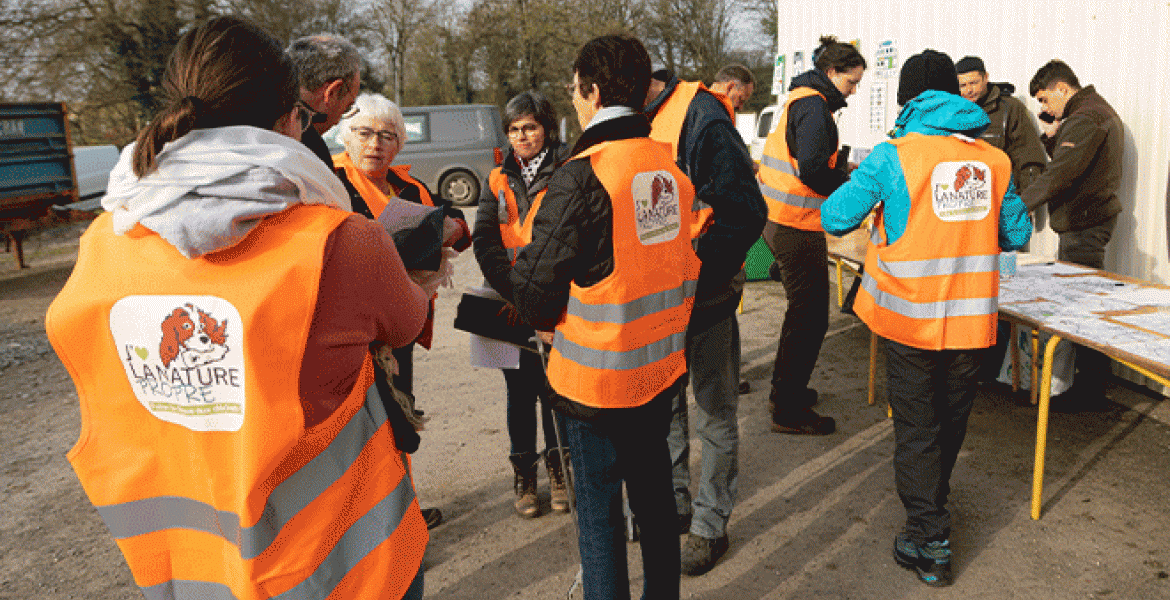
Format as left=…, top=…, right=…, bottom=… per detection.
left=102, top=126, right=351, bottom=258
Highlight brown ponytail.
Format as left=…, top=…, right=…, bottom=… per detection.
left=813, top=35, right=867, bottom=74
left=131, top=16, right=299, bottom=177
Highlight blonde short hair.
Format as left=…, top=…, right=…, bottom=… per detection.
left=337, top=93, right=406, bottom=155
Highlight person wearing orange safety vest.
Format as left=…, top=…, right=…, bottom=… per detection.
left=758, top=36, right=866, bottom=437
left=511, top=35, right=701, bottom=599
left=644, top=64, right=766, bottom=576
left=45, top=16, right=432, bottom=600
left=821, top=50, right=1031, bottom=588
left=472, top=90, right=572, bottom=520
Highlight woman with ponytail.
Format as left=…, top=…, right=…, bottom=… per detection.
left=47, top=15, right=431, bottom=600
left=758, top=35, right=865, bottom=435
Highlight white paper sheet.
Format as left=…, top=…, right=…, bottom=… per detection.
left=1016, top=262, right=1095, bottom=277
left=1109, top=287, right=1170, bottom=306
left=468, top=333, right=520, bottom=369
left=1114, top=339, right=1170, bottom=367
left=1111, top=311, right=1170, bottom=337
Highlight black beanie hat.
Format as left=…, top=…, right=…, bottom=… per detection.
left=897, top=49, right=960, bottom=105
left=955, top=56, right=985, bottom=75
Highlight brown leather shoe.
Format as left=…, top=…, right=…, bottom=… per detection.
left=545, top=448, right=572, bottom=513
left=510, top=452, right=541, bottom=518
left=771, top=407, right=836, bottom=435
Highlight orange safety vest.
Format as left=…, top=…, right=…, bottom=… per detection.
left=649, top=80, right=734, bottom=239
left=488, top=166, right=548, bottom=264
left=45, top=205, right=427, bottom=600
left=854, top=133, right=1011, bottom=350
left=758, top=87, right=839, bottom=231
left=546, top=138, right=701, bottom=408
left=334, top=152, right=434, bottom=219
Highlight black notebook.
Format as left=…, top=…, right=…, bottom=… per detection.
left=453, top=293, right=538, bottom=351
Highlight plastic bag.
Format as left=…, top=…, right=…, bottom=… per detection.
left=997, top=328, right=1075, bottom=395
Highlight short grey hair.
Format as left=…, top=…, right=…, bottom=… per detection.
left=286, top=34, right=363, bottom=92
left=338, top=93, right=407, bottom=155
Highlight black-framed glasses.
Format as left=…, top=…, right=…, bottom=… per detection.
left=507, top=123, right=542, bottom=138
left=295, top=102, right=324, bottom=134
left=350, top=126, right=398, bottom=145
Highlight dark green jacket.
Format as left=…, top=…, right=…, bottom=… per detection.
left=1022, top=85, right=1123, bottom=233
left=976, top=83, right=1047, bottom=192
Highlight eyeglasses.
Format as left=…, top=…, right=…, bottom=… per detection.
left=564, top=82, right=579, bottom=97
left=294, top=102, right=322, bottom=134
left=507, top=123, right=542, bottom=138
left=341, top=104, right=360, bottom=120
left=350, top=126, right=398, bottom=145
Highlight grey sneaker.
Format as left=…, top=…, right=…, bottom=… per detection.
left=680, top=533, right=729, bottom=576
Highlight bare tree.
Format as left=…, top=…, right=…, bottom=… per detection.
left=370, top=0, right=439, bottom=104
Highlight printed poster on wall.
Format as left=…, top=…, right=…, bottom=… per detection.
left=869, top=82, right=888, bottom=133
left=875, top=40, right=898, bottom=78
left=772, top=53, right=786, bottom=96
left=791, top=51, right=806, bottom=86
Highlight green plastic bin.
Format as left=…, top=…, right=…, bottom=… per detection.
left=744, top=236, right=773, bottom=281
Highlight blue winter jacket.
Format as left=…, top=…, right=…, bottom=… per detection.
left=821, top=90, right=1032, bottom=251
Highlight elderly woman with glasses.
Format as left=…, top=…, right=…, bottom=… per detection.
left=471, top=90, right=571, bottom=519
left=334, top=92, right=470, bottom=418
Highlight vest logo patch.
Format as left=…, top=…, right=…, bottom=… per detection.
left=109, top=296, right=245, bottom=432
left=931, top=161, right=992, bottom=222
left=632, top=171, right=682, bottom=245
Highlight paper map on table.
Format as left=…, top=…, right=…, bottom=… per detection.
left=1016, top=263, right=1095, bottom=277
left=1111, top=311, right=1170, bottom=337
left=1045, top=317, right=1164, bottom=346
left=1114, top=339, right=1170, bottom=366
left=1109, top=287, right=1170, bottom=306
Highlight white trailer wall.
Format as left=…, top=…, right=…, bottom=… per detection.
left=775, top=0, right=1170, bottom=282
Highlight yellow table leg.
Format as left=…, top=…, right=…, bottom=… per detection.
left=1010, top=323, right=1020, bottom=392
left=868, top=332, right=878, bottom=406
left=1031, top=334, right=1063, bottom=520
left=1030, top=330, right=1040, bottom=405
left=836, top=259, right=845, bottom=308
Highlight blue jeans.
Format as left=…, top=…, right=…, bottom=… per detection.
left=566, top=386, right=680, bottom=600
left=668, top=313, right=741, bottom=539
left=503, top=349, right=563, bottom=455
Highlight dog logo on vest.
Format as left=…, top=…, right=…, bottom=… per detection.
left=931, top=161, right=992, bottom=222
left=109, top=295, right=246, bottom=432
left=632, top=171, right=682, bottom=245
left=159, top=304, right=230, bottom=368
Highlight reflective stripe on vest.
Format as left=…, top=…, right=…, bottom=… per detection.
left=649, top=80, right=733, bottom=239
left=95, top=387, right=412, bottom=561
left=872, top=253, right=998, bottom=280
left=552, top=329, right=689, bottom=371
left=859, top=269, right=998, bottom=320
left=565, top=279, right=698, bottom=325
left=758, top=87, right=836, bottom=230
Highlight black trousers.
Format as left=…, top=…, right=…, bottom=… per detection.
left=763, top=222, right=828, bottom=408
left=1058, top=215, right=1118, bottom=393
left=885, top=339, right=980, bottom=544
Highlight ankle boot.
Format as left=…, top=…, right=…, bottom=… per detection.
left=509, top=452, right=540, bottom=518
left=544, top=448, right=572, bottom=513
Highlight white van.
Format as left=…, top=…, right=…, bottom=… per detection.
left=749, top=104, right=780, bottom=163
left=72, top=145, right=119, bottom=200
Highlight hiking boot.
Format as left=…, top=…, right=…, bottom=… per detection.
left=509, top=452, right=541, bottom=518
left=893, top=534, right=952, bottom=587
left=545, top=448, right=572, bottom=514
left=680, top=533, right=729, bottom=576
left=771, top=407, right=835, bottom=435
left=421, top=507, right=443, bottom=529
